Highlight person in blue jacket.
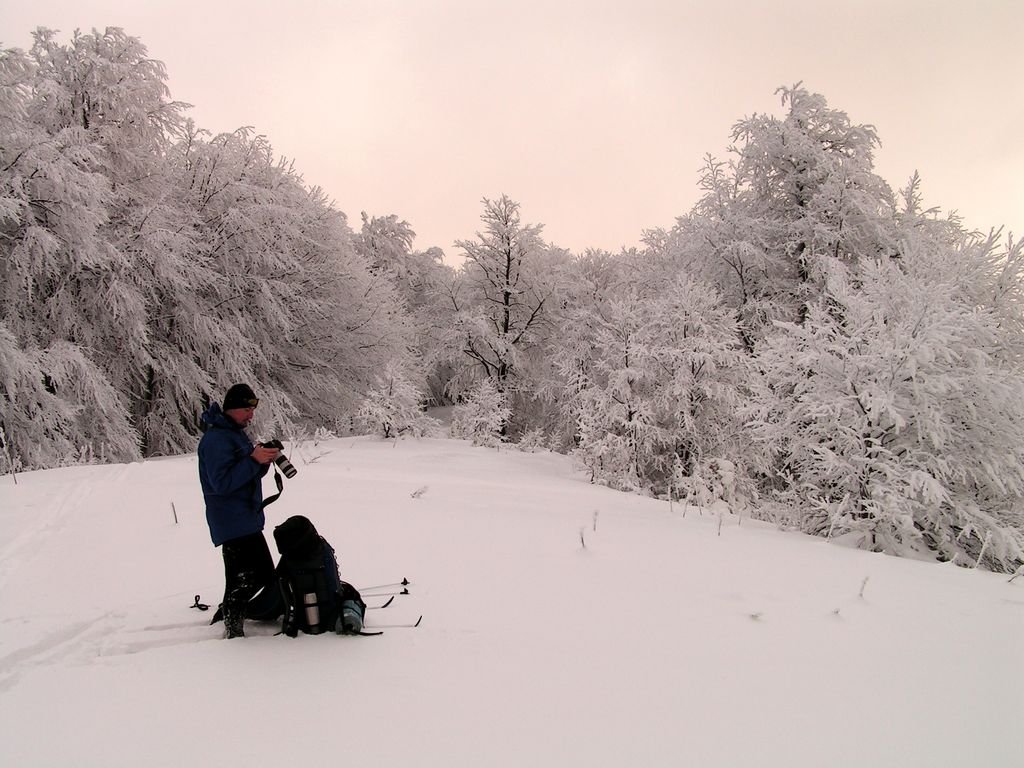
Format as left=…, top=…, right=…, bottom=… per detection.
left=198, top=383, right=280, bottom=638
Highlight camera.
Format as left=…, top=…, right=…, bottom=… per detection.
left=261, top=439, right=297, bottom=479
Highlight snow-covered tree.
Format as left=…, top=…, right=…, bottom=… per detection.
left=354, top=211, right=456, bottom=404
left=896, top=173, right=1024, bottom=344
left=356, top=360, right=436, bottom=439
left=1, top=29, right=420, bottom=466
left=574, top=293, right=662, bottom=492
left=439, top=196, right=572, bottom=441
left=542, top=249, right=633, bottom=452
left=0, top=324, right=76, bottom=470
left=644, top=275, right=754, bottom=506
left=447, top=196, right=560, bottom=389
left=33, top=28, right=188, bottom=454
left=166, top=126, right=417, bottom=440
left=1, top=28, right=189, bottom=465
left=652, top=84, right=897, bottom=349
left=748, top=254, right=1024, bottom=571
left=450, top=377, right=511, bottom=447
left=573, top=276, right=752, bottom=501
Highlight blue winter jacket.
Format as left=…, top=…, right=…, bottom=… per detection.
left=198, top=403, right=269, bottom=546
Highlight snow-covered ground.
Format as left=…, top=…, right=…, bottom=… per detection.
left=1, top=436, right=1021, bottom=767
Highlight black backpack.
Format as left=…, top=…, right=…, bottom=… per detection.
left=273, top=515, right=366, bottom=636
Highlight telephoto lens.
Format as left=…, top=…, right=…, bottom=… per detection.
left=262, top=439, right=298, bottom=479
left=274, top=452, right=298, bottom=479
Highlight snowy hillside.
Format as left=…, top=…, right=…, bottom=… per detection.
left=1, top=437, right=1021, bottom=767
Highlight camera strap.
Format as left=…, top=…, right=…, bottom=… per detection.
left=260, top=468, right=285, bottom=511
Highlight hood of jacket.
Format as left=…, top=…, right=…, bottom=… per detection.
left=201, top=402, right=240, bottom=432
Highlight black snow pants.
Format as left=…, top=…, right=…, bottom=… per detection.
left=221, top=531, right=276, bottom=637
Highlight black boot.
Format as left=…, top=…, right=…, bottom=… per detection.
left=223, top=608, right=245, bottom=639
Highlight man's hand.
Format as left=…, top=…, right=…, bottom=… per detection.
left=251, top=445, right=280, bottom=465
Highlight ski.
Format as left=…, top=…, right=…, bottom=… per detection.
left=362, top=587, right=409, bottom=598
left=368, top=615, right=422, bottom=629
left=367, top=596, right=395, bottom=609
left=360, top=578, right=411, bottom=591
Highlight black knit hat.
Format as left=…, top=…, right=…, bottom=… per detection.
left=223, top=383, right=258, bottom=411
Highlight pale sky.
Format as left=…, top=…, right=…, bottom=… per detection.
left=3, top=0, right=1021, bottom=260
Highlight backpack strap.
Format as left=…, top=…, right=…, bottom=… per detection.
left=260, top=468, right=284, bottom=510
left=278, top=562, right=338, bottom=635
left=278, top=564, right=299, bottom=637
